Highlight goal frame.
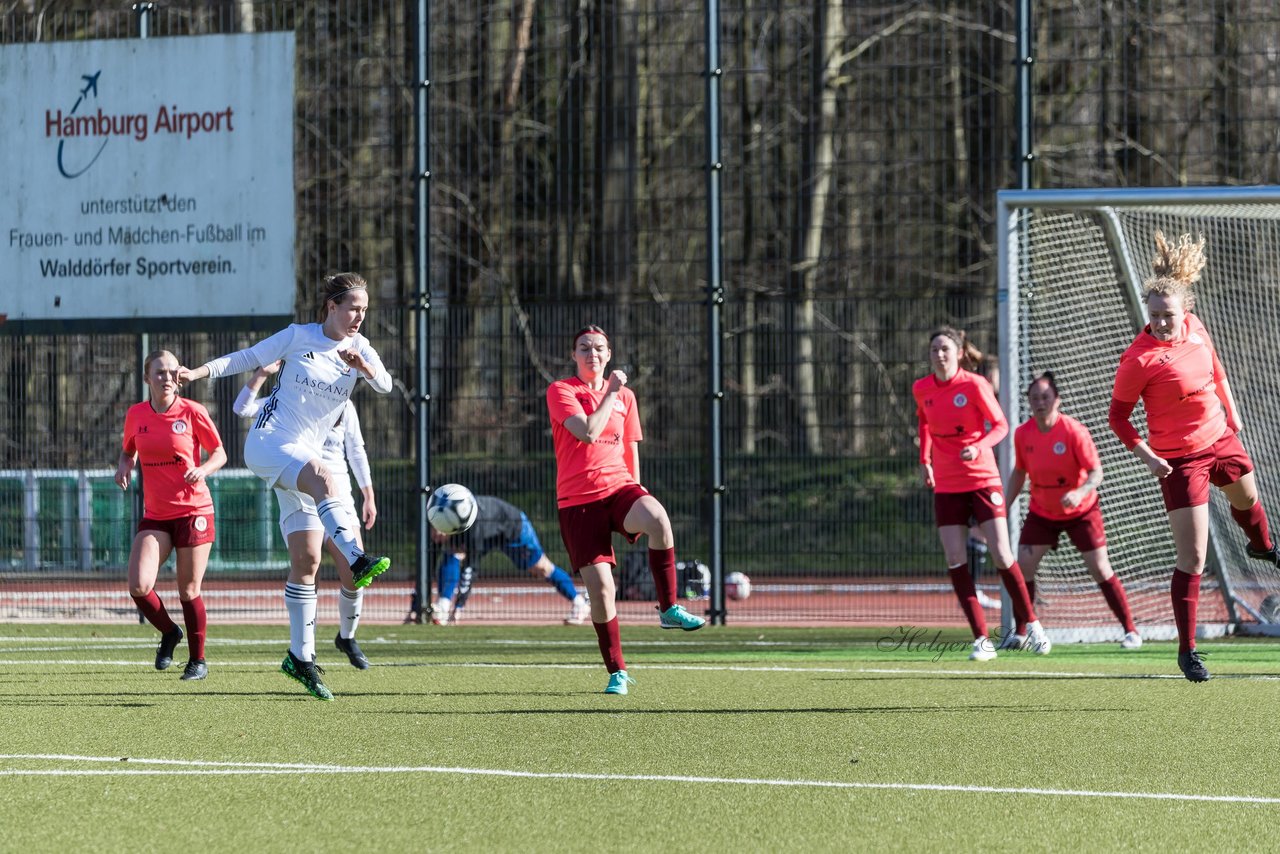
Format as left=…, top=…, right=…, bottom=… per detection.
left=996, top=185, right=1280, bottom=640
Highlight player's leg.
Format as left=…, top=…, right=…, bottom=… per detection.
left=559, top=498, right=635, bottom=693
left=433, top=551, right=464, bottom=625
left=938, top=522, right=992, bottom=659
left=621, top=490, right=704, bottom=630
left=328, top=532, right=370, bottom=670
left=174, top=535, right=213, bottom=680
left=967, top=523, right=998, bottom=607
left=278, top=507, right=332, bottom=699
left=1001, top=542, right=1049, bottom=648
left=453, top=565, right=474, bottom=622
left=1167, top=503, right=1210, bottom=681
left=934, top=493, right=994, bottom=658
left=528, top=553, right=588, bottom=624
left=129, top=527, right=183, bottom=670
left=981, top=510, right=1049, bottom=654
left=1220, top=470, right=1280, bottom=564
left=1080, top=546, right=1139, bottom=647
left=579, top=562, right=633, bottom=695
left=292, top=457, right=388, bottom=587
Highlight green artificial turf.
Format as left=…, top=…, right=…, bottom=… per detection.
left=1, top=624, right=1277, bottom=852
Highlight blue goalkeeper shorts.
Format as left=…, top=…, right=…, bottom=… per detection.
left=500, top=513, right=545, bottom=571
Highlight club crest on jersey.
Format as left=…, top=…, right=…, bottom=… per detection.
left=1053, top=441, right=1067, bottom=455
left=990, top=492, right=1004, bottom=506
left=952, top=393, right=967, bottom=407
left=172, top=420, right=187, bottom=434
left=194, top=516, right=208, bottom=532
left=1188, top=332, right=1203, bottom=345
left=613, top=399, right=626, bottom=412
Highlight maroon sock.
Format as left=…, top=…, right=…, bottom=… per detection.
left=998, top=562, right=1037, bottom=626
left=592, top=617, right=626, bottom=673
left=649, top=547, right=678, bottom=612
left=1098, top=575, right=1137, bottom=633
left=131, top=590, right=178, bottom=634
left=180, top=597, right=207, bottom=661
left=1230, top=502, right=1272, bottom=552
left=1170, top=569, right=1201, bottom=654
left=1016, top=578, right=1037, bottom=635
left=947, top=565, right=988, bottom=639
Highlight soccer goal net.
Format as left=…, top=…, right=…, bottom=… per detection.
left=997, top=186, right=1280, bottom=641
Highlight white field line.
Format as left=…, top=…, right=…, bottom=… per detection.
left=0, top=636, right=852, bottom=648
left=0, top=753, right=1276, bottom=805
left=0, top=658, right=1275, bottom=680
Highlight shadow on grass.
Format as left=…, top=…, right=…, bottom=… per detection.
left=369, top=703, right=1131, bottom=715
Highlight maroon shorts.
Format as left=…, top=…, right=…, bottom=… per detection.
left=137, top=513, right=216, bottom=548
left=1159, top=431, right=1254, bottom=511
left=557, top=483, right=650, bottom=571
left=1019, top=504, right=1107, bottom=552
left=934, top=488, right=1007, bottom=527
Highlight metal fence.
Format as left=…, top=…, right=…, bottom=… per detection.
left=3, top=0, right=1279, bottom=626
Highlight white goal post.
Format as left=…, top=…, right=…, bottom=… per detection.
left=997, top=186, right=1280, bottom=641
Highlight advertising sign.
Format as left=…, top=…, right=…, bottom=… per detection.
left=0, top=32, right=295, bottom=332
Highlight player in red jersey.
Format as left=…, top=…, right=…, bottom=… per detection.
left=547, top=325, right=705, bottom=695
left=1007, top=372, right=1140, bottom=650
left=114, top=350, right=227, bottom=681
left=1109, top=231, right=1280, bottom=682
left=913, top=327, right=1049, bottom=660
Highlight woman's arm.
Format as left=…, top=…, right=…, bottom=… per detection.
left=1005, top=466, right=1027, bottom=501
left=185, top=445, right=228, bottom=484
left=1216, top=375, right=1243, bottom=434
left=180, top=328, right=295, bottom=385
left=561, top=371, right=628, bottom=443
left=340, top=340, right=393, bottom=393
left=1063, top=466, right=1102, bottom=509
left=114, top=451, right=136, bottom=490
left=916, top=402, right=934, bottom=489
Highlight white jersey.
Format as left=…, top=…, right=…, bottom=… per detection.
left=234, top=392, right=372, bottom=489
left=207, top=323, right=391, bottom=452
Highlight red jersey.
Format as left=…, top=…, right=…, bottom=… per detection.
left=546, top=377, right=643, bottom=508
left=1111, top=313, right=1236, bottom=457
left=122, top=397, right=222, bottom=520
left=912, top=369, right=1007, bottom=493
left=1013, top=413, right=1100, bottom=521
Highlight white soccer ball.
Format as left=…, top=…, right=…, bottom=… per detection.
left=427, top=483, right=478, bottom=535
left=726, top=571, right=752, bottom=601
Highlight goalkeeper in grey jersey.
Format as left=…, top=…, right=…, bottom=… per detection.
left=424, top=495, right=589, bottom=626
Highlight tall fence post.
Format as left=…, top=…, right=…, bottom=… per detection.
left=132, top=0, right=154, bottom=623
left=414, top=0, right=433, bottom=623
left=704, top=0, right=726, bottom=625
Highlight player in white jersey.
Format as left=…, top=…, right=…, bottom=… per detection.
left=235, top=360, right=377, bottom=671
left=178, top=273, right=392, bottom=700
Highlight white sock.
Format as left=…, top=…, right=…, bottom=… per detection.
left=284, top=582, right=317, bottom=661
left=338, top=585, right=363, bottom=638
left=317, top=497, right=362, bottom=564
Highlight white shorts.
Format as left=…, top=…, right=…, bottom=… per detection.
left=245, top=431, right=320, bottom=492
left=274, top=477, right=354, bottom=539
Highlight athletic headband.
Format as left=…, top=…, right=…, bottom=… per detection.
left=573, top=326, right=608, bottom=347
left=328, top=284, right=367, bottom=301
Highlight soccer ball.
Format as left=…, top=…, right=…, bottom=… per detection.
left=427, top=483, right=478, bottom=535
left=726, top=571, right=752, bottom=601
